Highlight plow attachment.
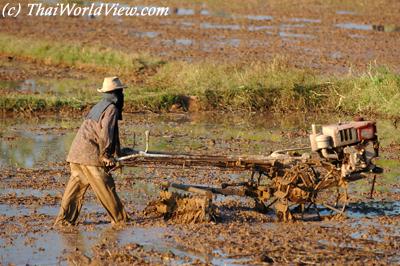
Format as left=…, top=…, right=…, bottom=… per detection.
left=118, top=150, right=279, bottom=171
left=144, top=188, right=218, bottom=224
left=120, top=120, right=382, bottom=223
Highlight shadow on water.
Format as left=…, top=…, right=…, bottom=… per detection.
left=346, top=200, right=400, bottom=218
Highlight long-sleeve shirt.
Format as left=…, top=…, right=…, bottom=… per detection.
left=67, top=104, right=120, bottom=166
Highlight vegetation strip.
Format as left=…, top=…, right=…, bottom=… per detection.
left=0, top=34, right=399, bottom=117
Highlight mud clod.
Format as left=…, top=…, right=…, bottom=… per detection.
left=145, top=191, right=218, bottom=224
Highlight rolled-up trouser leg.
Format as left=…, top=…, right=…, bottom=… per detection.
left=54, top=163, right=89, bottom=226
left=81, top=165, right=128, bottom=224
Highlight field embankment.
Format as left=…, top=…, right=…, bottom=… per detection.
left=0, top=34, right=399, bottom=117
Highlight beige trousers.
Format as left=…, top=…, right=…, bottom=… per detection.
left=54, top=163, right=128, bottom=226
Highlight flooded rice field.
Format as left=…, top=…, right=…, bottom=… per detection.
left=0, top=112, right=399, bottom=265
left=1, top=0, right=399, bottom=264
left=1, top=0, right=399, bottom=73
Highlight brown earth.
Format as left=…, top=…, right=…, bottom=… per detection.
left=1, top=4, right=400, bottom=258
left=1, top=161, right=399, bottom=264
left=1, top=114, right=399, bottom=264
left=0, top=0, right=399, bottom=74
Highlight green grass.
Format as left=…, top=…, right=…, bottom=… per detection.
left=0, top=34, right=399, bottom=117
left=125, top=60, right=399, bottom=116
left=0, top=33, right=164, bottom=74
left=336, top=66, right=400, bottom=117
left=0, top=94, right=89, bottom=112
left=121, top=59, right=328, bottom=112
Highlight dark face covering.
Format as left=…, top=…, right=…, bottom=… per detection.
left=86, top=89, right=124, bottom=121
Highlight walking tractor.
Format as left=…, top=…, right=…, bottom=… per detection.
left=117, top=119, right=382, bottom=223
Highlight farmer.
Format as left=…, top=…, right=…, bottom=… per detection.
left=54, top=77, right=129, bottom=226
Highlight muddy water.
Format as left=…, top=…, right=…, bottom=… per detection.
left=0, top=112, right=399, bottom=264
left=0, top=117, right=79, bottom=168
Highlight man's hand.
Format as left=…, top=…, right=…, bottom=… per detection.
left=101, top=156, right=116, bottom=167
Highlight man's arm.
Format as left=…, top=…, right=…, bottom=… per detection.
left=114, top=124, right=122, bottom=157
left=99, top=105, right=119, bottom=165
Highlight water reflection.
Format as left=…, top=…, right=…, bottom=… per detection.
left=246, top=15, right=273, bottom=21
left=131, top=31, right=159, bottom=38
left=288, top=18, right=321, bottom=23
left=200, top=23, right=241, bottom=30
left=200, top=9, right=210, bottom=16
left=0, top=112, right=398, bottom=183
left=0, top=78, right=98, bottom=98
left=0, top=204, right=59, bottom=216
left=0, top=112, right=356, bottom=168
left=248, top=25, right=274, bottom=31
left=1, top=132, right=74, bottom=168
left=0, top=224, right=192, bottom=265
left=336, top=23, right=373, bottom=31
left=0, top=117, right=80, bottom=168
left=175, top=8, right=195, bottom=16
left=346, top=200, right=400, bottom=218
left=279, top=32, right=315, bottom=39
left=336, top=10, right=356, bottom=15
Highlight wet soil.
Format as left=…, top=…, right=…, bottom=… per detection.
left=0, top=112, right=399, bottom=264
left=0, top=0, right=399, bottom=74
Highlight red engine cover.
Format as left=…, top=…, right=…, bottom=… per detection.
left=355, top=122, right=376, bottom=140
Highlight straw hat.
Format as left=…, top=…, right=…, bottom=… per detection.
left=97, top=76, right=127, bottom=93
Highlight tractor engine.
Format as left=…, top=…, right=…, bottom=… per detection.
left=309, top=120, right=380, bottom=177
